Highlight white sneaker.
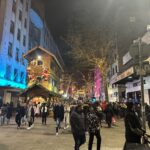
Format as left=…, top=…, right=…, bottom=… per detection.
left=31, top=124, right=34, bottom=128
left=27, top=127, right=31, bottom=130
left=56, top=132, right=58, bottom=136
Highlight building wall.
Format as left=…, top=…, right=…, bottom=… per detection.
left=27, top=52, right=61, bottom=94
left=126, top=76, right=150, bottom=104
left=0, top=0, right=31, bottom=89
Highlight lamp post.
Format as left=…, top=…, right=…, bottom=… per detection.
left=138, top=37, right=146, bottom=130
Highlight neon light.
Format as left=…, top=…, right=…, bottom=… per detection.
left=0, top=78, right=27, bottom=89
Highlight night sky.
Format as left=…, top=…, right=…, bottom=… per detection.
left=45, top=0, right=150, bottom=40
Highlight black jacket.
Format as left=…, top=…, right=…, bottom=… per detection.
left=124, top=110, right=143, bottom=143
left=70, top=110, right=85, bottom=135
left=53, top=105, right=64, bottom=121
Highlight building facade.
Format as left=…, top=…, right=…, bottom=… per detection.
left=0, top=0, right=31, bottom=105
left=111, top=30, right=150, bottom=104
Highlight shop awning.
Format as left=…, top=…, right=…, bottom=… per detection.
left=19, top=84, right=61, bottom=99
left=113, top=67, right=139, bottom=84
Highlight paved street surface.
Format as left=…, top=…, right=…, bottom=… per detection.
left=0, top=118, right=125, bottom=150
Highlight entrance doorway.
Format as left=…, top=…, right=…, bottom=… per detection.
left=31, top=97, right=46, bottom=104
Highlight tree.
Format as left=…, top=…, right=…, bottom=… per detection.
left=63, top=11, right=116, bottom=100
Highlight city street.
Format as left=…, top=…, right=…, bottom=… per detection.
left=0, top=118, right=125, bottom=150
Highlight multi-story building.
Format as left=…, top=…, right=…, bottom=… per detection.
left=111, top=29, right=150, bottom=104
left=0, top=0, right=31, bottom=105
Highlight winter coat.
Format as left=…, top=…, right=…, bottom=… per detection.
left=87, top=112, right=100, bottom=133
left=53, top=105, right=64, bottom=121
left=70, top=110, right=85, bottom=135
left=125, top=110, right=143, bottom=143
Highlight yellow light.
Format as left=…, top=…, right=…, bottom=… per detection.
left=37, top=55, right=42, bottom=60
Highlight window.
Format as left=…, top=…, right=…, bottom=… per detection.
left=112, top=68, right=115, bottom=75
left=17, top=29, right=21, bottom=41
left=23, top=35, right=26, bottom=46
left=20, top=72, right=24, bottom=83
left=14, top=69, right=18, bottom=82
left=12, top=0, right=16, bottom=13
left=8, top=42, right=13, bottom=57
left=10, top=21, right=15, bottom=34
left=5, top=65, right=11, bottom=80
left=37, top=60, right=43, bottom=66
left=19, top=10, right=22, bottom=21
left=26, top=2, right=28, bottom=11
left=16, top=48, right=19, bottom=62
left=115, top=66, right=118, bottom=73
left=21, top=53, right=25, bottom=65
left=24, top=18, right=27, bottom=28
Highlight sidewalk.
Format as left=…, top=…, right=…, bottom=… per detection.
left=0, top=117, right=125, bottom=150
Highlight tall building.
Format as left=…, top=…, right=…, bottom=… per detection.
left=0, top=0, right=31, bottom=105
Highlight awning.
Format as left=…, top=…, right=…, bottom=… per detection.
left=19, top=84, right=61, bottom=99
left=113, top=67, right=139, bottom=84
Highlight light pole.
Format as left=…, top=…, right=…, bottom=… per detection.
left=138, top=37, right=146, bottom=130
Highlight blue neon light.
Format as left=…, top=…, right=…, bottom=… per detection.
left=0, top=78, right=27, bottom=89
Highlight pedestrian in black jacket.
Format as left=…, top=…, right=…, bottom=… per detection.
left=123, top=102, right=145, bottom=150
left=105, top=104, right=114, bottom=128
left=70, top=104, right=86, bottom=150
left=15, top=104, right=22, bottom=129
left=53, top=101, right=64, bottom=135
left=6, top=103, right=12, bottom=125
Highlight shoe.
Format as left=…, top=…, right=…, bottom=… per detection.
left=31, top=124, right=34, bottom=128
left=27, top=127, right=31, bottom=130
left=56, top=132, right=58, bottom=136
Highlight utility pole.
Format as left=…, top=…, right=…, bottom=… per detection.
left=138, top=37, right=146, bottom=130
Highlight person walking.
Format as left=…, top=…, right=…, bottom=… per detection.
left=70, top=104, right=86, bottom=150
left=64, top=103, right=70, bottom=129
left=105, top=103, right=114, bottom=128
left=123, top=102, right=145, bottom=150
left=6, top=103, right=12, bottom=125
left=26, top=103, right=34, bottom=130
left=15, top=104, right=22, bottom=129
left=87, top=106, right=101, bottom=150
left=41, top=103, right=48, bottom=125
left=53, top=101, right=64, bottom=135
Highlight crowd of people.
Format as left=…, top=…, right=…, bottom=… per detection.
left=0, top=100, right=150, bottom=150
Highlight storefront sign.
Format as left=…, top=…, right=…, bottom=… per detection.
left=116, top=67, right=134, bottom=82
left=123, top=52, right=132, bottom=65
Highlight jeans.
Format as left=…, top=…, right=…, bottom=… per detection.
left=73, top=133, right=86, bottom=150
left=56, top=118, right=61, bottom=133
left=88, top=130, right=101, bottom=150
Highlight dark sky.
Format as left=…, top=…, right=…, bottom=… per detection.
left=45, top=0, right=150, bottom=52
